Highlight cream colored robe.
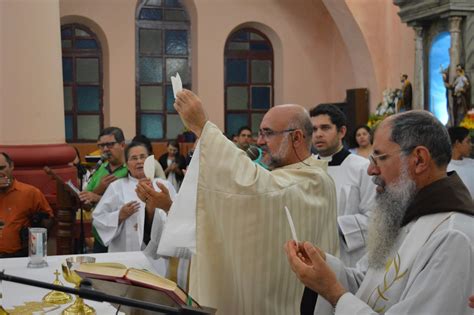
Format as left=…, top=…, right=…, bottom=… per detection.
left=189, top=122, right=339, bottom=314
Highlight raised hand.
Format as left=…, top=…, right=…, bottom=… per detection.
left=135, top=180, right=173, bottom=212
left=173, top=89, right=208, bottom=137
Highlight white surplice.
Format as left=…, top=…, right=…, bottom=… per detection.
left=92, top=175, right=176, bottom=253
left=315, top=212, right=474, bottom=315
left=448, top=160, right=474, bottom=199
left=318, top=152, right=376, bottom=267
left=158, top=121, right=339, bottom=315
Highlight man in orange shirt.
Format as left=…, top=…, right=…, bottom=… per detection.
left=0, top=152, right=54, bottom=257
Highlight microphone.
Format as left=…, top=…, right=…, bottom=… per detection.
left=91, top=153, right=109, bottom=174
left=245, top=145, right=268, bottom=169
left=246, top=145, right=261, bottom=161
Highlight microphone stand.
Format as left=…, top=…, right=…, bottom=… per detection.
left=0, top=271, right=210, bottom=314
left=79, top=204, right=85, bottom=254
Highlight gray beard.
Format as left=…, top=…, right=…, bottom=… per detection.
left=367, top=162, right=416, bottom=269
left=263, top=136, right=289, bottom=170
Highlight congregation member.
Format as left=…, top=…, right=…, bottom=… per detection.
left=447, top=126, right=474, bottom=199
left=0, top=152, right=54, bottom=257
left=158, top=140, right=186, bottom=192
left=166, top=89, right=339, bottom=314
left=132, top=134, right=166, bottom=179
left=310, top=104, right=376, bottom=267
left=79, top=126, right=128, bottom=253
left=93, top=141, right=176, bottom=253
left=286, top=110, right=474, bottom=315
left=235, top=125, right=253, bottom=150
left=184, top=137, right=198, bottom=170
left=350, top=125, right=373, bottom=159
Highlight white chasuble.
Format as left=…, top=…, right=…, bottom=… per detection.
left=315, top=212, right=474, bottom=315
left=355, top=212, right=454, bottom=313
left=159, top=122, right=339, bottom=315
left=93, top=175, right=175, bottom=253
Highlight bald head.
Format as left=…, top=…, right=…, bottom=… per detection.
left=257, top=104, right=313, bottom=169
left=264, top=105, right=313, bottom=149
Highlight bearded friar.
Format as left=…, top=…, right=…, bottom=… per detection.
left=285, top=110, right=474, bottom=315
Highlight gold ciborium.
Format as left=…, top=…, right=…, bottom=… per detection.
left=62, top=256, right=96, bottom=315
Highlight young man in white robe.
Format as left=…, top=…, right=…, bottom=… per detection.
left=310, top=104, right=377, bottom=267
left=447, top=126, right=474, bottom=199
left=285, top=110, right=474, bottom=315
left=160, top=90, right=339, bottom=315
left=93, top=142, right=176, bottom=253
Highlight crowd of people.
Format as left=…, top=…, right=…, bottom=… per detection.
left=1, top=88, right=473, bottom=314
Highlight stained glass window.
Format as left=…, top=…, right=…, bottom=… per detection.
left=224, top=28, right=274, bottom=138
left=61, top=24, right=103, bottom=142
left=136, top=0, right=191, bottom=140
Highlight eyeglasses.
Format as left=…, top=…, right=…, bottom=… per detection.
left=128, top=154, right=147, bottom=162
left=258, top=128, right=296, bottom=139
left=368, top=149, right=403, bottom=167
left=98, top=141, right=118, bottom=149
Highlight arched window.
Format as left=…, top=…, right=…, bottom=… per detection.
left=136, top=0, right=191, bottom=140
left=61, top=24, right=103, bottom=142
left=429, top=32, right=451, bottom=125
left=224, top=28, right=274, bottom=138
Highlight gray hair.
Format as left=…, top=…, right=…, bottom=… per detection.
left=388, top=111, right=451, bottom=167
left=287, top=109, right=313, bottom=149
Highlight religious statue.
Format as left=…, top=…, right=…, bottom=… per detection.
left=397, top=74, right=412, bottom=112
left=442, top=64, right=471, bottom=126
left=375, top=88, right=399, bottom=116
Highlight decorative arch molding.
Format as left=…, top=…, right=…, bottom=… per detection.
left=60, top=15, right=110, bottom=126
left=321, top=0, right=379, bottom=107
left=226, top=21, right=283, bottom=104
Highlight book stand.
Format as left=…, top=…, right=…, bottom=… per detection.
left=0, top=271, right=215, bottom=314
left=44, top=166, right=88, bottom=254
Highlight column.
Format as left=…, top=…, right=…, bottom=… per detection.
left=465, top=14, right=474, bottom=106
left=448, top=16, right=463, bottom=126
left=413, top=26, right=424, bottom=110
left=0, top=0, right=77, bottom=255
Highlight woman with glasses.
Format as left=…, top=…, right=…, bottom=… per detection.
left=92, top=141, right=176, bottom=253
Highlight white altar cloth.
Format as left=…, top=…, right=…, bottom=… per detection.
left=0, top=251, right=166, bottom=314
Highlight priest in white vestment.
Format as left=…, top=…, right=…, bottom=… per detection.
left=93, top=142, right=176, bottom=253
left=166, top=90, right=339, bottom=315
left=310, top=104, right=376, bottom=267
left=285, top=111, right=474, bottom=315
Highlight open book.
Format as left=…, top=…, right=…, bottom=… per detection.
left=76, top=263, right=199, bottom=308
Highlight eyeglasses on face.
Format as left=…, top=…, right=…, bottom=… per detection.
left=258, top=128, right=296, bottom=139
left=98, top=141, right=118, bottom=149
left=368, top=149, right=403, bottom=167
left=128, top=154, right=148, bottom=162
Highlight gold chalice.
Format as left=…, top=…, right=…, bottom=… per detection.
left=43, top=269, right=73, bottom=304
left=62, top=256, right=96, bottom=315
